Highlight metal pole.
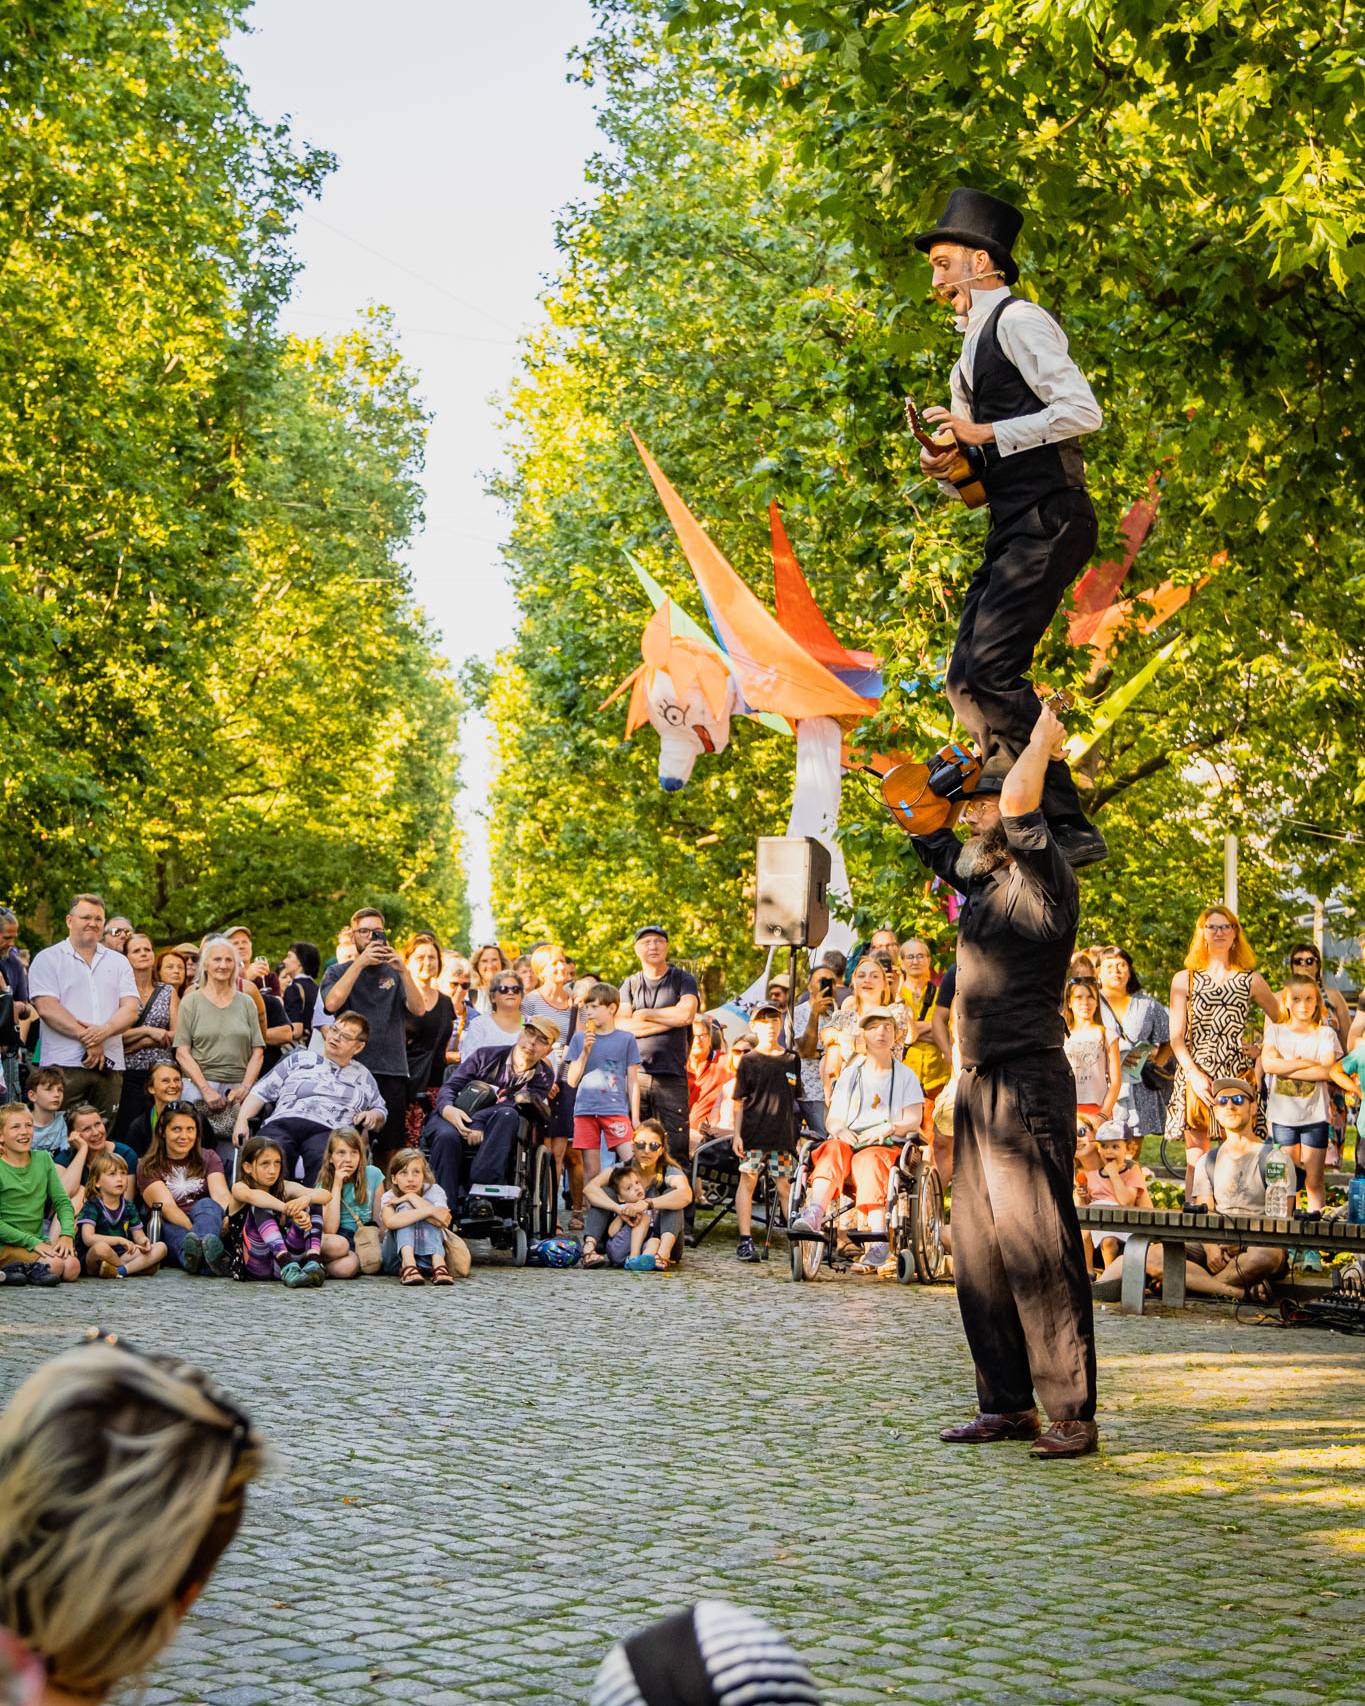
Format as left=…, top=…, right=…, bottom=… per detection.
left=1313, top=898, right=1324, bottom=957
left=1223, top=833, right=1239, bottom=915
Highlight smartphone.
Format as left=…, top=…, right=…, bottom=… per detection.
left=370, top=928, right=387, bottom=947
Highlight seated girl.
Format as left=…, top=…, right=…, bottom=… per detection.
left=135, top=1100, right=232, bottom=1275
left=317, top=1125, right=385, bottom=1278
left=224, top=1133, right=325, bottom=1288
left=792, top=1010, right=925, bottom=1274
left=581, top=1118, right=692, bottom=1271
left=76, top=1152, right=166, bottom=1278
left=378, top=1146, right=455, bottom=1285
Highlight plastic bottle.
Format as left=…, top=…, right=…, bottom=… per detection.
left=1263, top=1155, right=1291, bottom=1220
left=1348, top=1168, right=1365, bottom=1228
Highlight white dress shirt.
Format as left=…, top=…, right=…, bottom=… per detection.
left=28, top=939, right=139, bottom=1068
left=947, top=286, right=1102, bottom=465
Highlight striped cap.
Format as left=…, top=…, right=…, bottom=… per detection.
left=590, top=1601, right=822, bottom=1706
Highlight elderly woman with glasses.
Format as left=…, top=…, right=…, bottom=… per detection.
left=1166, top=906, right=1280, bottom=1197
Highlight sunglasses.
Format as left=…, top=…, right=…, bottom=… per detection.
left=79, top=1328, right=255, bottom=1452
left=1291, top=957, right=1318, bottom=967
left=633, top=1139, right=663, bottom=1153
left=1214, top=1093, right=1250, bottom=1107
left=451, top=979, right=471, bottom=988
left=492, top=984, right=522, bottom=996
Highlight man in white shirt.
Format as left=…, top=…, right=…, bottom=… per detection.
left=913, top=187, right=1107, bottom=869
left=28, top=893, right=140, bottom=1120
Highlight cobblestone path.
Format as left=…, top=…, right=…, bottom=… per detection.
left=3, top=1246, right=1362, bottom=1704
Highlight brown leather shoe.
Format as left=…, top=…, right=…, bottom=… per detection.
left=1030, top=1418, right=1099, bottom=1459
left=940, top=1409, right=1041, bottom=1444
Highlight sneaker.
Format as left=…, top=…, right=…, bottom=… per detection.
left=1, top=1263, right=30, bottom=1286
left=202, top=1234, right=229, bottom=1276
left=791, top=1203, right=824, bottom=1236
left=623, top=1252, right=658, bottom=1272
left=301, top=1259, right=326, bottom=1287
left=24, top=1263, right=61, bottom=1288
left=181, top=1233, right=204, bottom=1275
left=735, top=1237, right=761, bottom=1263
left=280, top=1261, right=310, bottom=1289
left=853, top=1240, right=890, bottom=1271
left=99, top=1261, right=123, bottom=1280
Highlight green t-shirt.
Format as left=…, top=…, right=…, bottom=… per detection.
left=0, top=1150, right=75, bottom=1249
left=174, top=989, right=264, bottom=1084
left=1343, top=1046, right=1365, bottom=1136
left=339, top=1165, right=385, bottom=1233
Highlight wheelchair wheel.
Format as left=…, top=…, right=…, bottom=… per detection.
left=896, top=1248, right=915, bottom=1285
left=789, top=1227, right=824, bottom=1282
left=512, top=1225, right=529, bottom=1267
left=531, top=1145, right=558, bottom=1240
left=912, top=1162, right=947, bottom=1283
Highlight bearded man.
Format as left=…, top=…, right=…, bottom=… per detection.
left=911, top=703, right=1097, bottom=1458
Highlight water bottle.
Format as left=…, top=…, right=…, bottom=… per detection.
left=1263, top=1155, right=1291, bottom=1220
left=1348, top=1168, right=1365, bottom=1227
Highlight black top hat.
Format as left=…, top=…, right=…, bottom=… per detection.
left=914, top=188, right=1023, bottom=285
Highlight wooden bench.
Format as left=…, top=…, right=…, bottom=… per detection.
left=1077, top=1205, right=1365, bottom=1314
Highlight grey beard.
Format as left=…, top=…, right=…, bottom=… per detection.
left=958, top=821, right=1011, bottom=878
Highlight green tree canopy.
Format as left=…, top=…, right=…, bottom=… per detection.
left=1, top=1, right=466, bottom=951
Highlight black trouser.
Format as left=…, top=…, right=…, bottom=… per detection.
left=945, top=488, right=1098, bottom=820
left=371, top=1072, right=409, bottom=1166
left=261, top=1116, right=332, bottom=1185
left=952, top=1050, right=1096, bottom=1422
left=638, top=1071, right=690, bottom=1169
left=429, top=1103, right=523, bottom=1204
left=109, top=1068, right=150, bottom=1151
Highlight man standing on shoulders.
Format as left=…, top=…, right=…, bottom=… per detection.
left=619, top=926, right=699, bottom=1174
left=320, top=907, right=424, bottom=1163
left=913, top=187, right=1106, bottom=868
left=29, top=894, right=140, bottom=1120
left=911, top=704, right=1097, bottom=1459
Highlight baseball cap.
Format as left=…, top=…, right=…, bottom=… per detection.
left=1210, top=1076, right=1257, bottom=1100
left=751, top=1002, right=783, bottom=1021
left=1094, top=1118, right=1128, bottom=1145
left=634, top=924, right=668, bottom=943
left=522, top=1014, right=561, bottom=1045
left=859, top=1006, right=898, bottom=1028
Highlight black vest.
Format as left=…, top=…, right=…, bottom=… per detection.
left=969, top=296, right=1087, bottom=524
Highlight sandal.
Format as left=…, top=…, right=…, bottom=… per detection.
left=400, top=1261, right=425, bottom=1286
left=582, top=1250, right=607, bottom=1269
left=430, top=1261, right=454, bottom=1286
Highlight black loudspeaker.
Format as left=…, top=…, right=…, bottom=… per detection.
left=754, top=836, right=831, bottom=947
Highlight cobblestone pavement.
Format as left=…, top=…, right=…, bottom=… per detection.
left=3, top=1241, right=1363, bottom=1705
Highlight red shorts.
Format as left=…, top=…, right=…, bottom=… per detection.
left=573, top=1113, right=634, bottom=1152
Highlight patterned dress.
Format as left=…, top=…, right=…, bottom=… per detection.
left=1165, top=969, right=1266, bottom=1141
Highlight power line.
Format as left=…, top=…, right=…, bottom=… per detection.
left=286, top=309, right=515, bottom=348
left=300, top=208, right=522, bottom=335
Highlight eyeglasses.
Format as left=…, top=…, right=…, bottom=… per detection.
left=332, top=1031, right=366, bottom=1046
left=1214, top=1093, right=1250, bottom=1107
left=1204, top=922, right=1234, bottom=934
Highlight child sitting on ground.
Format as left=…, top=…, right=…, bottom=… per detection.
left=603, top=1163, right=655, bottom=1266
left=317, top=1126, right=385, bottom=1278
left=1077, top=1117, right=1152, bottom=1271
left=379, top=1146, right=455, bottom=1285
left=25, top=1067, right=69, bottom=1160
left=0, top=1102, right=79, bottom=1284
left=225, top=1133, right=325, bottom=1288
left=76, top=1152, right=166, bottom=1278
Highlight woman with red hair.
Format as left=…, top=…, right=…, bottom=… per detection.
left=1165, top=906, right=1280, bottom=1195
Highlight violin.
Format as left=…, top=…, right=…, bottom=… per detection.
left=905, top=400, right=987, bottom=509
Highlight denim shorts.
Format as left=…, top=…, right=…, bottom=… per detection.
left=1272, top=1121, right=1331, bottom=1151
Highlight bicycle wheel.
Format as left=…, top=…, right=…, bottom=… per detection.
left=1159, top=1133, right=1187, bottom=1179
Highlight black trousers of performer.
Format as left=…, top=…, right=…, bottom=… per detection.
left=429, top=1103, right=523, bottom=1204
left=953, top=1049, right=1096, bottom=1422
left=638, top=1070, right=693, bottom=1224
left=945, top=488, right=1098, bottom=821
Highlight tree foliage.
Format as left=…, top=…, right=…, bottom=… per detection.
left=490, top=0, right=1364, bottom=986
left=0, top=1, right=466, bottom=949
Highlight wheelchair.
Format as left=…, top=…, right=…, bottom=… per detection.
left=688, top=1130, right=790, bottom=1254
left=786, top=1134, right=947, bottom=1284
left=439, top=1089, right=559, bottom=1267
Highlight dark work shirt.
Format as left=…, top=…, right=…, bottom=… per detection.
left=1, top=947, right=29, bottom=1006
left=734, top=1048, right=800, bottom=1152
left=911, top=810, right=1077, bottom=1069
left=283, top=975, right=319, bottom=1047
left=320, top=962, right=410, bottom=1077
left=259, top=990, right=290, bottom=1075
left=621, top=965, right=699, bottom=1077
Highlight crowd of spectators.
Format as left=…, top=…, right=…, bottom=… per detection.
left=0, top=892, right=1361, bottom=1295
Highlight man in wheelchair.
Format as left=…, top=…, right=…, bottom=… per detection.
left=790, top=1009, right=926, bottom=1273
left=425, top=1014, right=558, bottom=1209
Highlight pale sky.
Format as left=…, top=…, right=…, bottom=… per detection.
left=233, top=0, right=601, bottom=936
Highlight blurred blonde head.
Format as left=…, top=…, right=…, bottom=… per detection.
left=0, top=1335, right=262, bottom=1697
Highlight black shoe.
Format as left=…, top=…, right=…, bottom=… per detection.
left=1, top=1263, right=30, bottom=1286
left=24, top=1262, right=61, bottom=1288
left=1049, top=815, right=1108, bottom=868
left=735, top=1238, right=761, bottom=1264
